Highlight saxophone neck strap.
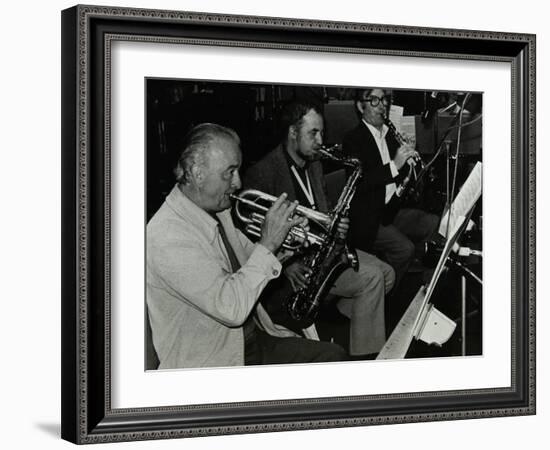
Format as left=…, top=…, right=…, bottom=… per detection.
left=290, top=165, right=316, bottom=210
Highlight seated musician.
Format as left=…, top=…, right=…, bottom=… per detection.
left=146, top=123, right=348, bottom=369
left=342, top=88, right=439, bottom=288
left=244, top=101, right=395, bottom=359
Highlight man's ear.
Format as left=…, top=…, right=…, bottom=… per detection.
left=356, top=100, right=365, bottom=116
left=289, top=125, right=298, bottom=139
left=191, top=164, right=203, bottom=184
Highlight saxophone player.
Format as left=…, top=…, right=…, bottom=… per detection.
left=244, top=101, right=395, bottom=358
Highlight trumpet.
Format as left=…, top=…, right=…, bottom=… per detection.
left=230, top=189, right=331, bottom=250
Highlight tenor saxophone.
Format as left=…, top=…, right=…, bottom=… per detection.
left=286, top=146, right=363, bottom=326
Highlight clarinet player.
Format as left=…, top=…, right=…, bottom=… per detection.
left=342, top=88, right=439, bottom=288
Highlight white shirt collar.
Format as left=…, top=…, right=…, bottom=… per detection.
left=165, top=184, right=222, bottom=244
left=362, top=118, right=388, bottom=140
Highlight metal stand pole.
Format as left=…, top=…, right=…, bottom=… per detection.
left=443, top=140, right=452, bottom=238
left=446, top=141, right=450, bottom=213
left=461, top=275, right=467, bottom=356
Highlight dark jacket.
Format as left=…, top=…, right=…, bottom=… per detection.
left=342, top=121, right=401, bottom=251
left=243, top=144, right=331, bottom=212
left=242, top=144, right=331, bottom=332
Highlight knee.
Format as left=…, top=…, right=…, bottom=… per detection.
left=358, top=265, right=385, bottom=293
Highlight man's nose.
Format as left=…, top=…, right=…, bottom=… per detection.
left=232, top=171, right=242, bottom=190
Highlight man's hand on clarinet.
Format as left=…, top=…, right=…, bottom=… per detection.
left=393, top=143, right=416, bottom=170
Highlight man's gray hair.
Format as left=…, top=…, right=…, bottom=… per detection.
left=174, top=123, right=240, bottom=185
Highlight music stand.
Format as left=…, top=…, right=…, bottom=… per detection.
left=377, top=152, right=482, bottom=360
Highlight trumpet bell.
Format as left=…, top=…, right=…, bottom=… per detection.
left=230, top=189, right=332, bottom=250
left=232, top=189, right=332, bottom=229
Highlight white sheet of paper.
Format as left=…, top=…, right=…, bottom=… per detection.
left=439, top=162, right=482, bottom=237
left=401, top=115, right=417, bottom=145
left=389, top=104, right=404, bottom=132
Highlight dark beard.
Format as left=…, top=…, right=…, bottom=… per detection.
left=298, top=148, right=319, bottom=162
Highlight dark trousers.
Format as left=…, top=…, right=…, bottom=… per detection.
left=373, top=208, right=439, bottom=288
left=244, top=327, right=348, bottom=366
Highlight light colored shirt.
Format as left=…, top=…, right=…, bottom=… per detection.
left=147, top=185, right=294, bottom=369
left=363, top=119, right=399, bottom=204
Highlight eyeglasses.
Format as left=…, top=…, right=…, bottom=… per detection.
left=364, top=95, right=391, bottom=107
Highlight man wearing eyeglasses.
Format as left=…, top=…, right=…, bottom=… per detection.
left=342, top=88, right=439, bottom=288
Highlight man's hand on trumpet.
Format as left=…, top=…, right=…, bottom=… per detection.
left=258, top=192, right=307, bottom=256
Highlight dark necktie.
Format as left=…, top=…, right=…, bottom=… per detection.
left=216, top=217, right=241, bottom=272
left=215, top=217, right=256, bottom=339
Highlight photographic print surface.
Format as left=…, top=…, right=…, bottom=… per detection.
left=145, top=79, right=483, bottom=371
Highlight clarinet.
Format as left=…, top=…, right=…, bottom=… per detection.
left=383, top=114, right=420, bottom=198
left=381, top=115, right=426, bottom=225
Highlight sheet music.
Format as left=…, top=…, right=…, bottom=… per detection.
left=400, top=116, right=416, bottom=145
left=439, top=162, right=482, bottom=237
left=389, top=105, right=404, bottom=132
left=389, top=104, right=416, bottom=144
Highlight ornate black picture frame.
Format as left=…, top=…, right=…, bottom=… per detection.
left=61, top=4, right=536, bottom=444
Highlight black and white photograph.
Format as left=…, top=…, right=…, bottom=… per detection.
left=145, top=79, right=483, bottom=370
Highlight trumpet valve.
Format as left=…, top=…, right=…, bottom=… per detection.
left=250, top=211, right=264, bottom=225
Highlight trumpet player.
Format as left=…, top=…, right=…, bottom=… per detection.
left=343, top=88, right=439, bottom=288
left=244, top=101, right=395, bottom=358
left=146, top=123, right=347, bottom=369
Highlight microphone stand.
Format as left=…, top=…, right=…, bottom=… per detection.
left=443, top=139, right=454, bottom=237
left=443, top=93, right=481, bottom=355
left=418, top=93, right=472, bottom=238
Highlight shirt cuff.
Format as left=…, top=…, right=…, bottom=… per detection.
left=389, top=160, right=399, bottom=178
left=251, top=243, right=282, bottom=278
